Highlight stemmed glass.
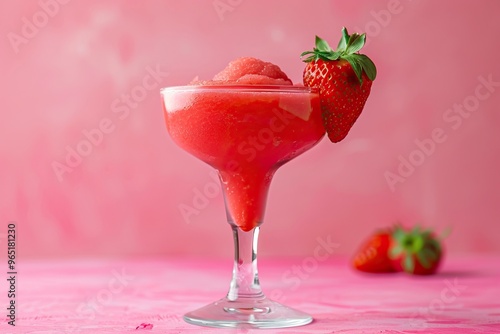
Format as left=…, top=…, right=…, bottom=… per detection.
left=160, top=85, right=325, bottom=328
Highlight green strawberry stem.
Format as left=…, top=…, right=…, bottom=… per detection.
left=301, top=27, right=377, bottom=84
left=389, top=226, right=441, bottom=272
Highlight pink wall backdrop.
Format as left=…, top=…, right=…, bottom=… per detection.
left=1, top=0, right=499, bottom=260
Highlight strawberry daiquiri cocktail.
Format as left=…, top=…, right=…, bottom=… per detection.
left=162, top=60, right=324, bottom=328
left=160, top=29, right=376, bottom=329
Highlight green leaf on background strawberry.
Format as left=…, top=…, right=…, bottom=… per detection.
left=389, top=226, right=443, bottom=275
left=352, top=224, right=445, bottom=275
left=302, top=27, right=376, bottom=142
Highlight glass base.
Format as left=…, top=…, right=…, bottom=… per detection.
left=184, top=296, right=313, bottom=329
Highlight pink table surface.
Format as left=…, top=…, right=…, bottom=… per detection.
left=3, top=255, right=500, bottom=334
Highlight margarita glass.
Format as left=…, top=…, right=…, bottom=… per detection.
left=161, top=84, right=325, bottom=328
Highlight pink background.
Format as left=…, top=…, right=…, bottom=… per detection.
left=1, top=0, right=500, bottom=260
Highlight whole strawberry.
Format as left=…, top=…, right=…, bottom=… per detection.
left=389, top=226, right=443, bottom=275
left=302, top=27, right=376, bottom=142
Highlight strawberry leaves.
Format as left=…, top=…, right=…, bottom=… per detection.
left=389, top=226, right=443, bottom=275
left=315, top=35, right=332, bottom=53
left=301, top=27, right=377, bottom=83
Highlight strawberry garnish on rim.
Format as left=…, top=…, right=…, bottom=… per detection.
left=301, top=27, right=377, bottom=143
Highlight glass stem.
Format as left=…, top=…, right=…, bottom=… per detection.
left=227, top=226, right=264, bottom=301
